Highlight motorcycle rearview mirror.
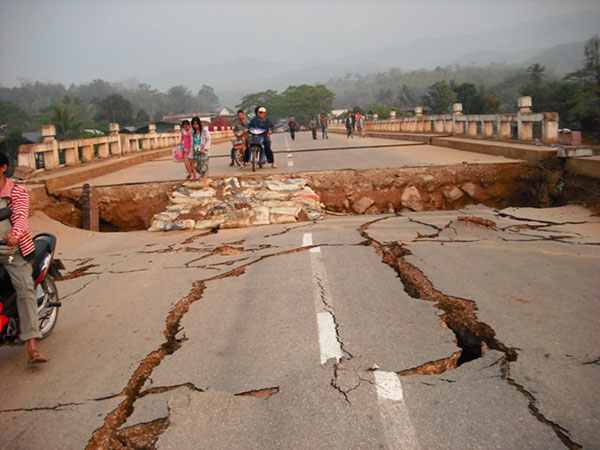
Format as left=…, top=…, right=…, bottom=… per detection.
left=0, top=207, right=12, bottom=221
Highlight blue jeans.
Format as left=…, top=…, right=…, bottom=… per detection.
left=322, top=127, right=328, bottom=139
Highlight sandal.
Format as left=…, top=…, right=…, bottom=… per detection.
left=27, top=350, right=49, bottom=364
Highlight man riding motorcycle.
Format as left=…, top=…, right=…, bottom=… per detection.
left=246, top=106, right=277, bottom=168
left=0, top=152, right=48, bottom=364
left=231, top=109, right=248, bottom=167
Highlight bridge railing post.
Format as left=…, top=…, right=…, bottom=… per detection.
left=41, top=125, right=60, bottom=170
left=517, top=96, right=533, bottom=141
left=452, top=103, right=464, bottom=135
left=542, top=112, right=559, bottom=144
left=109, top=123, right=122, bottom=156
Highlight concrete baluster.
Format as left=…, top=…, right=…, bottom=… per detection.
left=467, top=119, right=478, bottom=136
left=443, top=119, right=452, bottom=134
left=542, top=112, right=559, bottom=144
left=434, top=118, right=444, bottom=133
left=499, top=117, right=512, bottom=140
left=148, top=123, right=157, bottom=149
left=424, top=119, right=432, bottom=132
left=120, top=134, right=130, bottom=154
left=64, top=140, right=79, bottom=166
left=484, top=121, right=494, bottom=138
left=97, top=139, right=110, bottom=159
left=452, top=103, right=464, bottom=135
left=82, top=144, right=94, bottom=162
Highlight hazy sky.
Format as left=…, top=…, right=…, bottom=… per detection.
left=1, top=0, right=599, bottom=87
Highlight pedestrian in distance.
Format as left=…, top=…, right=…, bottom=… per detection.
left=345, top=113, right=354, bottom=138
left=0, top=152, right=48, bottom=364
left=320, top=113, right=328, bottom=139
left=309, top=115, right=318, bottom=140
left=191, top=116, right=211, bottom=190
left=356, top=113, right=365, bottom=138
left=288, top=117, right=297, bottom=141
left=180, top=119, right=194, bottom=180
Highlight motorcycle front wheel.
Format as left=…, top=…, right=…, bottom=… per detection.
left=38, top=277, right=59, bottom=338
left=252, top=147, right=260, bottom=172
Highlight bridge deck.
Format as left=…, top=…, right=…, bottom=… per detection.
left=71, top=131, right=519, bottom=188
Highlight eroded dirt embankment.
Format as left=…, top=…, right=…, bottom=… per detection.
left=46, top=182, right=177, bottom=231
left=36, top=162, right=555, bottom=231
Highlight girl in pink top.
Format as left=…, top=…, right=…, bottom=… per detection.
left=180, top=119, right=194, bottom=180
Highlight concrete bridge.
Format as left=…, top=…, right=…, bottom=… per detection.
left=1, top=95, right=599, bottom=449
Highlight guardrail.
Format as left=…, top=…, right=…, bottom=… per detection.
left=329, top=96, right=559, bottom=145
left=18, top=123, right=233, bottom=172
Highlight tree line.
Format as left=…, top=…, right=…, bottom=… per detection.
left=0, top=79, right=220, bottom=138
left=328, top=35, right=600, bottom=141
left=236, top=84, right=335, bottom=125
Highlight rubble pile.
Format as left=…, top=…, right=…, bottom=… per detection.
left=149, top=177, right=324, bottom=232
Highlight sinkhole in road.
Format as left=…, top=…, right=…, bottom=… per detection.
left=41, top=161, right=594, bottom=232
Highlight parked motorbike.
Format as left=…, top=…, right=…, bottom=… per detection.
left=0, top=207, right=63, bottom=345
left=231, top=131, right=246, bottom=167
left=247, top=127, right=267, bottom=172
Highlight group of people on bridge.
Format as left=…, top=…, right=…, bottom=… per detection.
left=177, top=106, right=278, bottom=187
left=345, top=112, right=365, bottom=138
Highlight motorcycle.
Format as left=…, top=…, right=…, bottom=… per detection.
left=231, top=131, right=245, bottom=167
left=247, top=127, right=267, bottom=172
left=0, top=207, right=63, bottom=345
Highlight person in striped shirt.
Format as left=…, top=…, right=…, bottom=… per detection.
left=0, top=152, right=48, bottom=364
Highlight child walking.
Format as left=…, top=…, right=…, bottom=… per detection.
left=180, top=119, right=195, bottom=180
left=191, top=116, right=211, bottom=190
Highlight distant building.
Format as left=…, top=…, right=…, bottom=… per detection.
left=162, top=112, right=212, bottom=125
left=134, top=121, right=178, bottom=134
left=331, top=109, right=349, bottom=118
left=216, top=106, right=235, bottom=117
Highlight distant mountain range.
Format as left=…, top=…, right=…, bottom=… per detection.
left=145, top=10, right=600, bottom=106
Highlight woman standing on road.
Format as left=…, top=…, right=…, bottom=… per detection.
left=180, top=119, right=194, bottom=180
left=191, top=116, right=211, bottom=190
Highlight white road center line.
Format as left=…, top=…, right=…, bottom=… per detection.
left=374, top=371, right=421, bottom=450
left=316, top=312, right=343, bottom=365
left=303, top=232, right=320, bottom=252
left=288, top=160, right=294, bottom=167
left=305, top=232, right=341, bottom=364
left=374, top=371, right=404, bottom=401
left=302, top=232, right=313, bottom=247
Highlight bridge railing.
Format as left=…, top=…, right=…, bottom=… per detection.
left=18, top=123, right=233, bottom=173
left=328, top=96, right=559, bottom=145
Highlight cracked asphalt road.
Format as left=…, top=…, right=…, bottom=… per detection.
left=0, top=205, right=598, bottom=449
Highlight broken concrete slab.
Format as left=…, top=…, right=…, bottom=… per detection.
left=151, top=251, right=321, bottom=393
left=0, top=397, right=121, bottom=450
left=157, top=366, right=384, bottom=450
left=320, top=245, right=459, bottom=372
left=401, top=351, right=565, bottom=450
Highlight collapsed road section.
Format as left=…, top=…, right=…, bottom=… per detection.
left=33, top=161, right=558, bottom=231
